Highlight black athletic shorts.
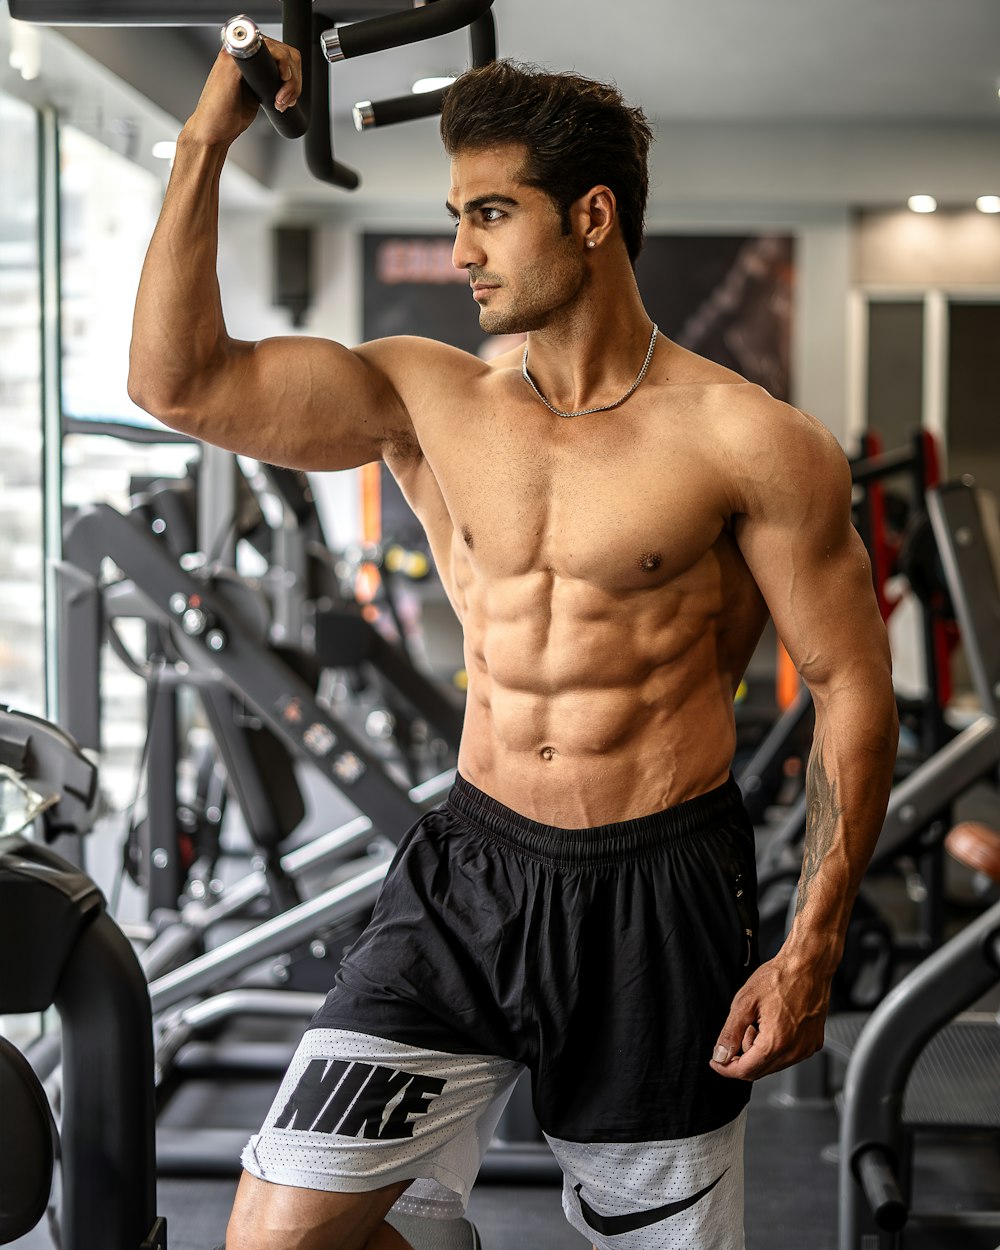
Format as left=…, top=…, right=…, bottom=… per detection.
left=243, top=774, right=759, bottom=1248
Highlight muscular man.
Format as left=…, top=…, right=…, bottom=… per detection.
left=129, top=45, right=898, bottom=1250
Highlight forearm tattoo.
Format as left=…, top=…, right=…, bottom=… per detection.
left=796, top=739, right=842, bottom=913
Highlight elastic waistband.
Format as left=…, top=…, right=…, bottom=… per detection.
left=446, top=774, right=747, bottom=866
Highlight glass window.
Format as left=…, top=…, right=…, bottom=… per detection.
left=60, top=123, right=165, bottom=428
left=0, top=92, right=44, bottom=715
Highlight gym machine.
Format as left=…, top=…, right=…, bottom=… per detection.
left=0, top=705, right=485, bottom=1250
left=836, top=823, right=1000, bottom=1249
left=830, top=479, right=1000, bottom=1244
left=9, top=0, right=498, bottom=191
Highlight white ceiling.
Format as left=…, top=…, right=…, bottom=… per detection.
left=335, top=0, right=1000, bottom=123
left=8, top=0, right=999, bottom=204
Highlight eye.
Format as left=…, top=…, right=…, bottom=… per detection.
left=481, top=206, right=506, bottom=223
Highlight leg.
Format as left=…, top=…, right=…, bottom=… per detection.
left=226, top=1171, right=413, bottom=1250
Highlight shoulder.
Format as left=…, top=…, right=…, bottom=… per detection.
left=705, top=382, right=849, bottom=520
left=354, top=334, right=514, bottom=406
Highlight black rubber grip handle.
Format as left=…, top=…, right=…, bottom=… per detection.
left=332, top=0, right=494, bottom=60
left=232, top=42, right=308, bottom=140
left=854, top=1147, right=908, bottom=1232
left=223, top=8, right=310, bottom=140
left=357, top=8, right=496, bottom=130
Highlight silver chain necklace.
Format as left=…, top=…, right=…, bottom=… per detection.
left=521, top=323, right=659, bottom=418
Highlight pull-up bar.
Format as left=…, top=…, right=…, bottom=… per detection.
left=9, top=0, right=498, bottom=191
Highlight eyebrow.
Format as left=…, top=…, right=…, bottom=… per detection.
left=445, top=194, right=521, bottom=218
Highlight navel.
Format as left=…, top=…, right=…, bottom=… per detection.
left=637, top=552, right=662, bottom=573
left=540, top=746, right=557, bottom=762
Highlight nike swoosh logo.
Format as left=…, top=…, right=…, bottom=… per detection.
left=574, top=1169, right=728, bottom=1236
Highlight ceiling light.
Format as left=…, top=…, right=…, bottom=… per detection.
left=976, top=195, right=1000, bottom=214
left=412, top=75, right=457, bottom=94
left=152, top=140, right=176, bottom=160
left=907, top=195, right=937, bottom=214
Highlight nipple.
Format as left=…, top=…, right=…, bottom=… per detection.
left=637, top=552, right=662, bottom=573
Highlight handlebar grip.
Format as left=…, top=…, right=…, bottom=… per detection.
left=854, top=1146, right=908, bottom=1232
left=222, top=15, right=307, bottom=140
left=321, top=0, right=494, bottom=62
left=353, top=7, right=496, bottom=131
left=353, top=89, right=447, bottom=131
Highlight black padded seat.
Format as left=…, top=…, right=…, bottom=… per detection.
left=0, top=1035, right=56, bottom=1244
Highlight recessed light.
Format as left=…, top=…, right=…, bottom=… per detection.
left=976, top=195, right=1000, bottom=214
left=152, top=141, right=176, bottom=160
left=907, top=195, right=937, bottom=214
left=412, top=75, right=457, bottom=94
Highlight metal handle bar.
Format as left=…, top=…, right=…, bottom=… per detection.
left=222, top=6, right=360, bottom=189
left=354, top=6, right=497, bottom=130
left=7, top=0, right=401, bottom=25
left=223, top=14, right=308, bottom=141
left=321, top=0, right=494, bottom=62
left=852, top=1145, right=908, bottom=1232
left=307, top=12, right=362, bottom=188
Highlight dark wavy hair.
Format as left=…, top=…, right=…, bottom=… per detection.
left=440, top=60, right=653, bottom=265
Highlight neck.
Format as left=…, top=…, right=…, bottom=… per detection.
left=522, top=281, right=654, bottom=415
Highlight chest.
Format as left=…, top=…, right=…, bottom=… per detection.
left=417, top=391, right=733, bottom=591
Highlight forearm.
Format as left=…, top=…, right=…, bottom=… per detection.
left=127, top=133, right=231, bottom=423
left=783, top=675, right=899, bottom=972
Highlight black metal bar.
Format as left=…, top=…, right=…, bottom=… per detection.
left=307, top=13, right=362, bottom=189
left=850, top=446, right=918, bottom=487
left=838, top=896, right=1000, bottom=1249
left=321, top=0, right=494, bottom=61
left=64, top=503, right=420, bottom=835
left=144, top=657, right=184, bottom=912
left=853, top=1147, right=907, bottom=1232
left=62, top=416, right=195, bottom=444
left=223, top=13, right=308, bottom=141
left=355, top=7, right=497, bottom=130
left=9, top=0, right=401, bottom=25
left=356, top=87, right=449, bottom=130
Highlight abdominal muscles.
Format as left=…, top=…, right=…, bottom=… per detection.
left=455, top=564, right=744, bottom=826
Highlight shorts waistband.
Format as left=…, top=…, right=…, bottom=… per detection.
left=446, top=774, right=746, bottom=865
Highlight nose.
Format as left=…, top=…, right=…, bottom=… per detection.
left=452, top=218, right=486, bottom=273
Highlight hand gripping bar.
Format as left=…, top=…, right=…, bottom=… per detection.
left=222, top=2, right=360, bottom=189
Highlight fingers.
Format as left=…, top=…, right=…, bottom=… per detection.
left=262, top=38, right=302, bottom=112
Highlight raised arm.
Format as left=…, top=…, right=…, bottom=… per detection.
left=128, top=42, right=415, bottom=471
left=711, top=395, right=899, bottom=1080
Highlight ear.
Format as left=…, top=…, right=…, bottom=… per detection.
left=574, top=185, right=617, bottom=252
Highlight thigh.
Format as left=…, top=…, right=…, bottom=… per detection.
left=227, top=1171, right=411, bottom=1250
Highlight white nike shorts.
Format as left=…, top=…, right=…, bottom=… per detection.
left=241, top=1028, right=747, bottom=1249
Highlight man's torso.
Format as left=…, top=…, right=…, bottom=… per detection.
left=374, top=336, right=773, bottom=826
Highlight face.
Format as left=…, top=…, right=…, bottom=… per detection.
left=447, top=143, right=588, bottom=335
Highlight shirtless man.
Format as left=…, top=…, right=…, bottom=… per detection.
left=129, top=44, right=898, bottom=1250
